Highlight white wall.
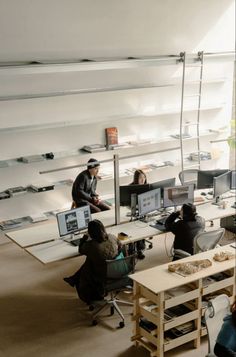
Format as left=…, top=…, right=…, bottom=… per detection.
left=0, top=0, right=234, bottom=219
left=0, top=0, right=234, bottom=60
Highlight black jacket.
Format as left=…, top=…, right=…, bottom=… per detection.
left=72, top=169, right=97, bottom=206
left=165, top=212, right=205, bottom=255
left=76, top=234, right=120, bottom=304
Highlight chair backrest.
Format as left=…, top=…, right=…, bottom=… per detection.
left=204, top=294, right=230, bottom=356
left=106, top=254, right=136, bottom=280
left=179, top=169, right=199, bottom=186
left=194, top=228, right=225, bottom=254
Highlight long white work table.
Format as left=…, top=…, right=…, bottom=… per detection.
left=5, top=206, right=130, bottom=248
left=24, top=196, right=235, bottom=264
left=5, top=194, right=236, bottom=264
left=24, top=220, right=160, bottom=264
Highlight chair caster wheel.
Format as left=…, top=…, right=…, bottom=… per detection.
left=92, top=320, right=98, bottom=326
left=119, top=321, right=125, bottom=328
left=89, top=305, right=95, bottom=311
left=110, top=306, right=115, bottom=315
left=148, top=243, right=153, bottom=249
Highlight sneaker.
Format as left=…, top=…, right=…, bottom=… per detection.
left=63, top=277, right=75, bottom=287
left=137, top=252, right=145, bottom=260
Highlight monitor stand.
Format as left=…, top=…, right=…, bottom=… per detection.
left=212, top=196, right=221, bottom=206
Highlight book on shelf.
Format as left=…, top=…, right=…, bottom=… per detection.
left=171, top=134, right=192, bottom=139
left=5, top=186, right=27, bottom=196
left=105, top=127, right=118, bottom=148
left=189, top=151, right=211, bottom=161
left=139, top=317, right=157, bottom=334
left=81, top=144, right=106, bottom=153
left=28, top=181, right=55, bottom=192
left=0, top=217, right=30, bottom=230
left=0, top=191, right=11, bottom=200
left=30, top=213, right=48, bottom=223
left=18, top=155, right=45, bottom=163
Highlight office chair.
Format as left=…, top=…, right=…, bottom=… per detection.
left=173, top=228, right=225, bottom=259
left=204, top=294, right=230, bottom=357
left=179, top=169, right=199, bottom=187
left=90, top=254, right=136, bottom=328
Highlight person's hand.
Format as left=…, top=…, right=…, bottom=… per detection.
left=82, top=234, right=89, bottom=240
left=92, top=196, right=101, bottom=205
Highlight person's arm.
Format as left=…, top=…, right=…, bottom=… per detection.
left=90, top=177, right=98, bottom=197
left=77, top=173, right=93, bottom=202
left=79, top=234, right=90, bottom=255
left=165, top=211, right=181, bottom=233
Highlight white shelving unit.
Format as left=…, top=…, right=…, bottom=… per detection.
left=0, top=52, right=234, bottom=223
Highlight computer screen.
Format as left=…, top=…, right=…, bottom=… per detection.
left=138, top=188, right=161, bottom=216
left=150, top=177, right=176, bottom=197
left=213, top=171, right=231, bottom=198
left=57, top=205, right=91, bottom=237
left=163, top=184, right=194, bottom=208
left=231, top=170, right=236, bottom=190
left=119, top=184, right=150, bottom=206
left=197, top=169, right=229, bottom=189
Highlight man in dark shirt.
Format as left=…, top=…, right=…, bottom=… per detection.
left=165, top=203, right=205, bottom=260
left=72, top=158, right=111, bottom=213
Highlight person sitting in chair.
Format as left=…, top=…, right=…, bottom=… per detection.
left=63, top=219, right=122, bottom=304
left=214, top=299, right=236, bottom=357
left=165, top=203, right=205, bottom=260
left=72, top=158, right=111, bottom=213
left=129, top=169, right=147, bottom=260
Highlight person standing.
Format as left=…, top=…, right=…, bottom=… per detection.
left=72, top=158, right=111, bottom=213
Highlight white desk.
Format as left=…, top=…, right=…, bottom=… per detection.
left=5, top=206, right=129, bottom=248
left=26, top=239, right=78, bottom=264
left=24, top=220, right=161, bottom=264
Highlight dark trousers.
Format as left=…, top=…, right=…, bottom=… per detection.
left=76, top=200, right=111, bottom=214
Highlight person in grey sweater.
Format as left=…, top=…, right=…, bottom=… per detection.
left=64, top=219, right=121, bottom=304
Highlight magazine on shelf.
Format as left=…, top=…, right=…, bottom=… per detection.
left=19, top=155, right=45, bottom=163
left=6, top=186, right=27, bottom=196
left=105, top=127, right=118, bottom=148
left=81, top=144, right=106, bottom=153
left=0, top=217, right=30, bottom=230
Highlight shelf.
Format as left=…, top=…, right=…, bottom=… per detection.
left=0, top=103, right=225, bottom=133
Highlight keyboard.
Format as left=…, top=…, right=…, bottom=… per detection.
left=150, top=216, right=168, bottom=231
left=70, top=238, right=82, bottom=247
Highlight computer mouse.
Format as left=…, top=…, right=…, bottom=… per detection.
left=201, top=192, right=207, bottom=196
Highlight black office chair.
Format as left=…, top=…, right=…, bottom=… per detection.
left=179, top=169, right=199, bottom=187
left=90, top=254, right=136, bottom=328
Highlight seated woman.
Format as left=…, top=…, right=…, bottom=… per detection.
left=165, top=203, right=205, bottom=260
left=64, top=219, right=122, bottom=304
left=214, top=300, right=236, bottom=357
left=129, top=169, right=147, bottom=260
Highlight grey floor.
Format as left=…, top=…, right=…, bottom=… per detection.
left=0, top=227, right=234, bottom=357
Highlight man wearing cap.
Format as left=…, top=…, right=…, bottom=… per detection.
left=72, top=158, right=111, bottom=213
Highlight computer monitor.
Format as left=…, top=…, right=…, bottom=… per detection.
left=119, top=184, right=150, bottom=206
left=231, top=170, right=236, bottom=190
left=56, top=205, right=91, bottom=237
left=138, top=188, right=161, bottom=216
left=163, top=184, right=194, bottom=208
left=150, top=177, right=176, bottom=197
left=197, top=169, right=229, bottom=189
left=213, top=171, right=231, bottom=199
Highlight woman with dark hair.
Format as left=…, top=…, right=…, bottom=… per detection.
left=64, top=219, right=121, bottom=304
left=214, top=300, right=236, bottom=356
left=129, top=169, right=148, bottom=259
left=165, top=203, right=205, bottom=260
left=130, top=169, right=147, bottom=185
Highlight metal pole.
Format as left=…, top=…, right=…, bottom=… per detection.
left=113, top=154, right=120, bottom=225
left=179, top=52, right=186, bottom=174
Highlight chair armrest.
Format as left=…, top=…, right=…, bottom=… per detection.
left=174, top=249, right=191, bottom=259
